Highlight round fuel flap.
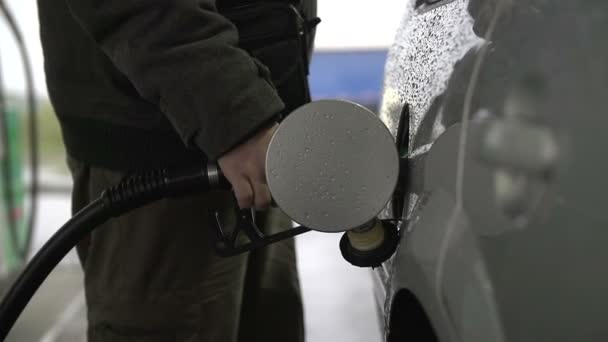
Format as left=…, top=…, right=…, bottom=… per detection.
left=266, top=99, right=400, bottom=233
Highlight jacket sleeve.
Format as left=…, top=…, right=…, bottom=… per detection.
left=64, top=0, right=285, bottom=159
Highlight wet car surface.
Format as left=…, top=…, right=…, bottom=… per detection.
left=375, top=0, right=608, bottom=341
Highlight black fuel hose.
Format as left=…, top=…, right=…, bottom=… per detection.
left=0, top=165, right=228, bottom=340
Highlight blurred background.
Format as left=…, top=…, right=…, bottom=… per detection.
left=0, top=1, right=407, bottom=341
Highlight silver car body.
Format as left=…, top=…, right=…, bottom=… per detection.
left=375, top=0, right=608, bottom=341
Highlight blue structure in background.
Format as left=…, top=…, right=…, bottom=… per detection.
left=308, top=49, right=388, bottom=110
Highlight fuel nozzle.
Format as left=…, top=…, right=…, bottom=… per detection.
left=208, top=100, right=402, bottom=265
left=340, top=219, right=400, bottom=268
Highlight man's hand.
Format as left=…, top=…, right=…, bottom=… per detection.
left=218, top=123, right=278, bottom=210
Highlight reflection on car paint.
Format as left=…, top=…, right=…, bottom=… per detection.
left=377, top=0, right=509, bottom=340
left=378, top=0, right=483, bottom=149
left=434, top=2, right=509, bottom=341
left=417, top=0, right=461, bottom=14
left=409, top=143, right=434, bottom=158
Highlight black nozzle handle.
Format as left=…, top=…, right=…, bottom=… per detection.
left=164, top=162, right=230, bottom=197
left=100, top=162, right=230, bottom=217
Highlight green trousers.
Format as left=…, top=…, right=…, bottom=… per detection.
left=68, top=158, right=304, bottom=341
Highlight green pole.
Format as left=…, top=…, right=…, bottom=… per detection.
left=0, top=107, right=26, bottom=273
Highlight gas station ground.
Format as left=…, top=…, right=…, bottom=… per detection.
left=5, top=194, right=382, bottom=342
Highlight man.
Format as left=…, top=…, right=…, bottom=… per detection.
left=36, top=0, right=316, bottom=340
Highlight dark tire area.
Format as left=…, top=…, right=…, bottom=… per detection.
left=387, top=290, right=439, bottom=342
